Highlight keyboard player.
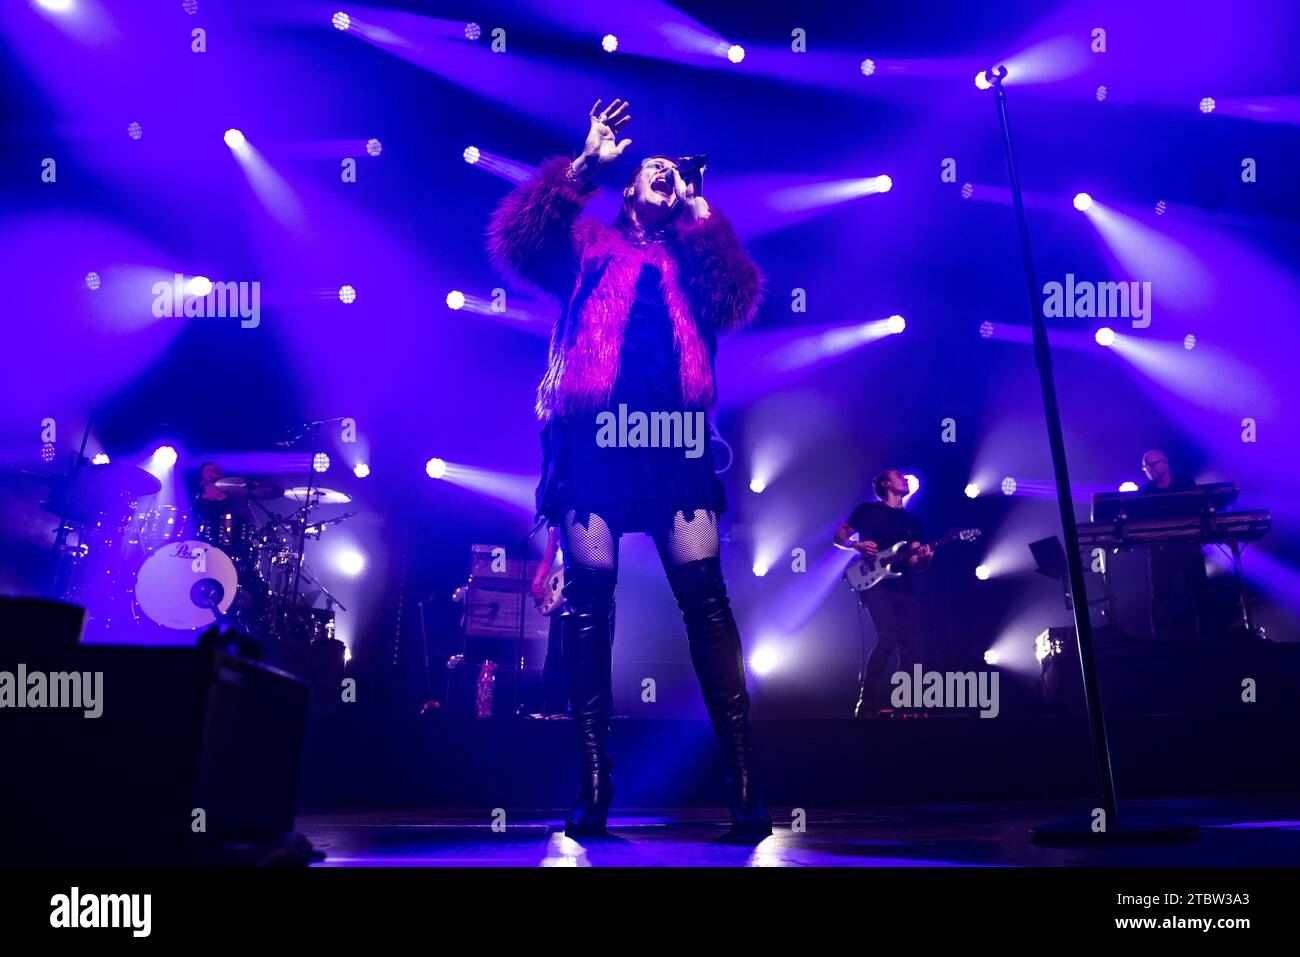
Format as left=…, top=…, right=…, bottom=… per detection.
left=1139, top=450, right=1215, bottom=640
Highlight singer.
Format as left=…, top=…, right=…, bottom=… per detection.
left=487, top=97, right=770, bottom=837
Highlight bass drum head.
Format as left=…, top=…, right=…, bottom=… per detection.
left=135, top=540, right=238, bottom=630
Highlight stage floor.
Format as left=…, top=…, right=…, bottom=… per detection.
left=296, top=794, right=1300, bottom=867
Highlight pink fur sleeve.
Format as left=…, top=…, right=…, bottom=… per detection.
left=487, top=156, right=598, bottom=298
left=669, top=206, right=763, bottom=335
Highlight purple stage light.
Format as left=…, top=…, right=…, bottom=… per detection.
left=1001, top=477, right=1017, bottom=496
left=860, top=59, right=876, bottom=76
left=979, top=320, right=994, bottom=338
left=85, top=271, right=100, bottom=290
left=1184, top=334, right=1197, bottom=350
left=727, top=45, right=745, bottom=64
left=223, top=129, right=246, bottom=150
left=1199, top=97, right=1216, bottom=113
left=184, top=0, right=198, bottom=14
left=446, top=290, right=465, bottom=310
left=339, top=285, right=356, bottom=304
left=964, top=483, right=980, bottom=499
left=153, top=446, right=178, bottom=469
left=1095, top=326, right=1116, bottom=346
left=904, top=473, right=920, bottom=495
left=982, top=648, right=998, bottom=663
left=1073, top=192, right=1093, bottom=211
left=602, top=35, right=618, bottom=53
left=1155, top=199, right=1168, bottom=215
left=426, top=457, right=447, bottom=479
left=1096, top=85, right=1107, bottom=101
left=36, top=0, right=74, bottom=11
left=92, top=453, right=110, bottom=465
left=41, top=443, right=56, bottom=463
left=961, top=182, right=974, bottom=199
left=1118, top=481, right=1139, bottom=492
left=366, top=138, right=382, bottom=157
left=187, top=276, right=212, bottom=297
left=332, top=12, right=351, bottom=31
left=463, top=146, right=480, bottom=165
left=886, top=314, right=906, bottom=334
left=464, top=22, right=481, bottom=41
left=749, top=645, right=779, bottom=675
left=353, top=463, right=370, bottom=478
left=337, top=549, right=366, bottom=576
left=749, top=477, right=766, bottom=494
left=313, top=452, right=330, bottom=473
left=127, top=121, right=142, bottom=140
left=975, top=71, right=991, bottom=90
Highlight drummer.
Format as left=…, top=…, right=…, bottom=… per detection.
left=193, top=462, right=253, bottom=539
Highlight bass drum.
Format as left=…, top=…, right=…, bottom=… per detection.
left=134, top=540, right=239, bottom=630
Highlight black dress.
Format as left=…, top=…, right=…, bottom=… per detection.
left=536, top=260, right=727, bottom=536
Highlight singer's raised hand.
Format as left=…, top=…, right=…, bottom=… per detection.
left=582, top=98, right=632, bottom=166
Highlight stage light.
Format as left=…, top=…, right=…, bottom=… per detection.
left=749, top=477, right=766, bottom=494
left=1118, top=481, right=1139, bottom=492
left=964, top=483, right=981, bottom=499
left=92, top=453, right=110, bottom=465
left=983, top=649, right=999, bottom=665
left=979, top=320, right=994, bottom=338
left=153, top=446, right=178, bottom=469
left=750, top=645, right=779, bottom=675
left=602, top=34, right=618, bottom=53
left=751, top=561, right=767, bottom=577
left=961, top=182, right=974, bottom=200
left=366, top=138, right=383, bottom=157
left=1096, top=85, right=1107, bottom=101
left=339, top=285, right=356, bottom=304
left=187, top=276, right=212, bottom=297
left=426, top=457, right=447, bottom=479
left=875, top=175, right=893, bottom=193
left=463, top=146, right=480, bottom=165
left=332, top=11, right=351, bottom=31
left=1184, top=334, right=1197, bottom=350
left=886, top=314, right=905, bottom=334
left=727, top=45, right=745, bottom=63
left=36, top=0, right=73, bottom=11
left=904, top=474, right=919, bottom=495
left=975, top=71, right=992, bottom=90
left=41, top=443, right=56, bottom=463
left=1199, top=97, right=1216, bottom=114
left=1095, top=326, right=1116, bottom=346
left=313, top=453, right=331, bottom=473
left=337, top=549, right=366, bottom=576
left=446, top=290, right=466, bottom=310
left=975, top=565, right=991, bottom=581
left=224, top=129, right=246, bottom=150
left=860, top=59, right=876, bottom=76
left=1001, top=476, right=1017, bottom=496
left=1034, top=628, right=1064, bottom=663
left=85, top=271, right=100, bottom=290
left=1073, top=192, right=1093, bottom=211
left=465, top=22, right=481, bottom=41
left=184, top=0, right=198, bottom=13
left=353, top=463, right=370, bottom=478
left=127, top=122, right=142, bottom=140
left=1155, top=199, right=1168, bottom=216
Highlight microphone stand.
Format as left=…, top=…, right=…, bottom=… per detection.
left=986, top=66, right=1196, bottom=845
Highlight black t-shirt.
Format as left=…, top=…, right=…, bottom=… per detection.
left=1138, top=476, right=1197, bottom=494
left=845, top=501, right=923, bottom=593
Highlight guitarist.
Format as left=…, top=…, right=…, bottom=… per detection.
left=833, top=470, right=933, bottom=718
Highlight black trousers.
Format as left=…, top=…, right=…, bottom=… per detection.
left=857, top=586, right=922, bottom=714
left=1149, top=543, right=1214, bottom=640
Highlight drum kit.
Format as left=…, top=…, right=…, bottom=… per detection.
left=34, top=461, right=355, bottom=645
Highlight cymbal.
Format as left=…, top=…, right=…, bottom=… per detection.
left=283, top=486, right=352, bottom=505
left=38, top=463, right=161, bottom=522
left=213, top=476, right=284, bottom=500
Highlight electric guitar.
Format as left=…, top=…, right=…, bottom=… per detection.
left=844, top=528, right=981, bottom=592
left=536, top=563, right=565, bottom=616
